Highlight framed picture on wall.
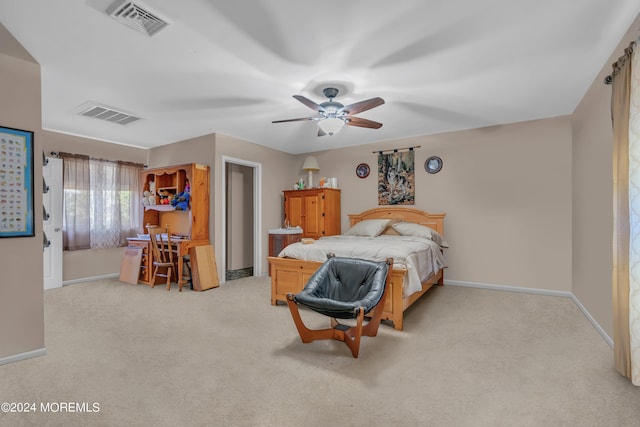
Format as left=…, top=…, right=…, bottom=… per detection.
left=0, top=125, right=34, bottom=237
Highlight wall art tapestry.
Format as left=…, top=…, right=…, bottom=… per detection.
left=0, top=126, right=34, bottom=237
left=378, top=150, right=415, bottom=205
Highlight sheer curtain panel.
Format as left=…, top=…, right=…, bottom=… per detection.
left=629, top=45, right=640, bottom=385
left=62, top=155, right=141, bottom=250
left=89, top=159, right=140, bottom=248
left=611, top=41, right=639, bottom=385
left=62, top=156, right=91, bottom=250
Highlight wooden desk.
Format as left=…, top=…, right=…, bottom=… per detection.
left=126, top=237, right=208, bottom=289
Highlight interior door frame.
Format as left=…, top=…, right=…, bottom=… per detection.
left=221, top=156, right=262, bottom=283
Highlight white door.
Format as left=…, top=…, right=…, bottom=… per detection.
left=43, top=157, right=63, bottom=290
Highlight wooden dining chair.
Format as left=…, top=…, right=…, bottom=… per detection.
left=147, top=225, right=177, bottom=291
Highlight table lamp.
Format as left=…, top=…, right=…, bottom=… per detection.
left=302, top=156, right=320, bottom=188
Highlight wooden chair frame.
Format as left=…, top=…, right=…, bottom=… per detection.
left=286, top=258, right=393, bottom=358
left=147, top=225, right=179, bottom=291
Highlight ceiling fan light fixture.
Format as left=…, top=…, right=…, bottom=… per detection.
left=318, top=117, right=344, bottom=136
left=273, top=88, right=384, bottom=135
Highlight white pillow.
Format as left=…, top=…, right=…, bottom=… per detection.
left=344, top=219, right=391, bottom=237
left=391, top=222, right=444, bottom=246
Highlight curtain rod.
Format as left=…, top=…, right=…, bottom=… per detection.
left=51, top=151, right=144, bottom=168
left=604, top=40, right=636, bottom=85
left=373, top=145, right=421, bottom=154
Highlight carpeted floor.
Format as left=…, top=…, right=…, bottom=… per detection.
left=1, top=276, right=639, bottom=427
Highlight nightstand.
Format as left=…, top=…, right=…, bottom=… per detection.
left=268, top=228, right=303, bottom=257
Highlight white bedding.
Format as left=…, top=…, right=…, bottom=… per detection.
left=277, top=235, right=447, bottom=296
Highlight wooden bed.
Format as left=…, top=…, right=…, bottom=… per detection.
left=267, top=207, right=446, bottom=330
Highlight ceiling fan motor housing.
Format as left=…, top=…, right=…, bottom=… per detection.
left=322, top=87, right=339, bottom=100
left=320, top=101, right=344, bottom=115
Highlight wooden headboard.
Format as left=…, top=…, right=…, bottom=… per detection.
left=348, top=207, right=445, bottom=236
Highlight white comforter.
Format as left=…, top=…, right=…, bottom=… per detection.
left=277, top=235, right=447, bottom=297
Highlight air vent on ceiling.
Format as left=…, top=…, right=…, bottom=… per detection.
left=107, top=0, right=169, bottom=37
left=77, top=103, right=142, bottom=126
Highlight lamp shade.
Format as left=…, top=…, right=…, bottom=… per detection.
left=302, top=155, right=320, bottom=171
left=317, top=117, right=344, bottom=136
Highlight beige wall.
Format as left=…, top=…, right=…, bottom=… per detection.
left=41, top=130, right=148, bottom=281
left=147, top=133, right=294, bottom=279
left=296, top=117, right=573, bottom=291
left=41, top=130, right=294, bottom=283
left=147, top=134, right=214, bottom=170
left=39, top=131, right=218, bottom=282
left=0, top=24, right=44, bottom=359
left=42, top=130, right=148, bottom=162
left=148, top=133, right=216, bottom=245
left=571, top=14, right=640, bottom=338
left=4, top=12, right=637, bottom=362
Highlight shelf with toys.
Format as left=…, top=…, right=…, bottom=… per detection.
left=143, top=204, right=176, bottom=212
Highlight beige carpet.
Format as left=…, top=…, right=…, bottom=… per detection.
left=1, top=277, right=639, bottom=427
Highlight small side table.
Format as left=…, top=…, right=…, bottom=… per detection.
left=269, top=227, right=303, bottom=258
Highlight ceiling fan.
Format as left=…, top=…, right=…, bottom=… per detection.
left=272, top=88, right=385, bottom=136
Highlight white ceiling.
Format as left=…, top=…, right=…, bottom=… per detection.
left=1, top=0, right=638, bottom=154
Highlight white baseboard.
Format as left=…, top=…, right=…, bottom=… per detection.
left=445, top=279, right=573, bottom=298
left=0, top=348, right=47, bottom=366
left=63, top=273, right=119, bottom=286
left=570, top=294, right=614, bottom=348
left=444, top=279, right=613, bottom=348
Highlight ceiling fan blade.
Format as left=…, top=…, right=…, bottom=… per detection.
left=272, top=117, right=316, bottom=123
left=340, top=97, right=385, bottom=115
left=345, top=116, right=383, bottom=129
left=293, top=95, right=325, bottom=112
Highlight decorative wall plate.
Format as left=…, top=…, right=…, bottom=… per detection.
left=356, top=163, right=370, bottom=178
left=424, top=156, right=443, bottom=174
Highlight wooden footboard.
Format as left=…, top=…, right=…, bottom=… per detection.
left=268, top=256, right=442, bottom=330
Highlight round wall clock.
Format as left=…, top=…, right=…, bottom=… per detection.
left=356, top=163, right=370, bottom=178
left=425, top=156, right=443, bottom=174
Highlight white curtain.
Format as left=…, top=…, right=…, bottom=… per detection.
left=63, top=155, right=141, bottom=250
left=63, top=156, right=91, bottom=250
left=629, top=47, right=640, bottom=385
left=89, top=159, right=141, bottom=248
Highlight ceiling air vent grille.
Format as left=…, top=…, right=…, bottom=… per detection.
left=78, top=103, right=142, bottom=126
left=107, top=1, right=169, bottom=37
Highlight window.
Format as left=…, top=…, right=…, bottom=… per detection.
left=62, top=155, right=141, bottom=250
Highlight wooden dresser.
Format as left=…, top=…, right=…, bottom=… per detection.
left=282, top=188, right=341, bottom=239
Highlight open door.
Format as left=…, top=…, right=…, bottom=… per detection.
left=43, top=157, right=63, bottom=289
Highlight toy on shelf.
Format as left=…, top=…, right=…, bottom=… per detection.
left=142, top=190, right=152, bottom=206
left=141, top=180, right=157, bottom=206
left=170, top=191, right=190, bottom=210
left=158, top=190, right=173, bottom=205
left=170, top=179, right=190, bottom=210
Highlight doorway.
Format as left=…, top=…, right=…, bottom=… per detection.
left=221, top=156, right=262, bottom=283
